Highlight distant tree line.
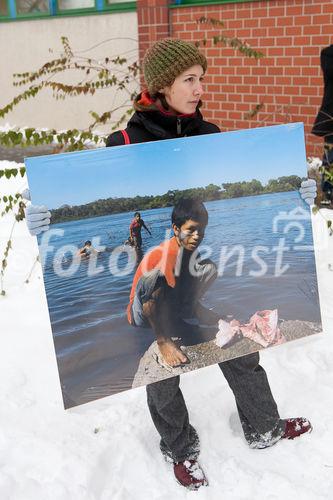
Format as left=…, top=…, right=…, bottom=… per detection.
left=50, top=175, right=305, bottom=224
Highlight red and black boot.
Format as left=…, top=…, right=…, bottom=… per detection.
left=281, top=417, right=313, bottom=440
left=173, top=460, right=208, bottom=490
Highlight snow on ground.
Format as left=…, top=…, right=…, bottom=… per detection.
left=1, top=162, right=333, bottom=500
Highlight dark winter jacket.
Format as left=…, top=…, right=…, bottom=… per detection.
left=312, top=44, right=333, bottom=142
left=106, top=92, right=220, bottom=147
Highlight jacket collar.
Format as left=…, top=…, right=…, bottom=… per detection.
left=129, top=92, right=205, bottom=139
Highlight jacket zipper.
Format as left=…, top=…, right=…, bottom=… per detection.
left=177, top=117, right=182, bottom=136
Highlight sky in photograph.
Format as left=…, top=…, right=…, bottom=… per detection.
left=25, top=123, right=307, bottom=209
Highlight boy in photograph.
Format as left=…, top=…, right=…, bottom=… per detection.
left=77, top=240, right=100, bottom=257
left=129, top=211, right=152, bottom=249
left=127, top=198, right=218, bottom=367
left=78, top=240, right=93, bottom=257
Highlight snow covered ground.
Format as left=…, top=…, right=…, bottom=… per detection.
left=1, top=161, right=333, bottom=500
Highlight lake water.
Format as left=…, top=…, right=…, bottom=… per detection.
left=39, top=192, right=321, bottom=407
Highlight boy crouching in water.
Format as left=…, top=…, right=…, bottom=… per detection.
left=126, top=197, right=312, bottom=490
left=127, top=198, right=219, bottom=367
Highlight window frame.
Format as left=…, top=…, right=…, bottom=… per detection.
left=14, top=0, right=51, bottom=19
left=0, top=0, right=13, bottom=19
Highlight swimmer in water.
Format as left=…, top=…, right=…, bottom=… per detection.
left=77, top=240, right=100, bottom=257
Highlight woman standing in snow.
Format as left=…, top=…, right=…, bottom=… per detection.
left=26, top=38, right=313, bottom=491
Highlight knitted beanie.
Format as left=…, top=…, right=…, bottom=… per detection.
left=143, top=38, right=207, bottom=94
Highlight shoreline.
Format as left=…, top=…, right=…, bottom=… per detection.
left=132, top=319, right=323, bottom=388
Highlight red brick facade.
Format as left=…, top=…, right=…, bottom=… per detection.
left=137, top=0, right=333, bottom=156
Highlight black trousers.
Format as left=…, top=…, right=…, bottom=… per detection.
left=146, top=352, right=284, bottom=462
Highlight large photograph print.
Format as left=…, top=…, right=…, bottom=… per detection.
left=25, top=123, right=322, bottom=409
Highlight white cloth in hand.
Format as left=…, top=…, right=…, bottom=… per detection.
left=299, top=179, right=317, bottom=205
left=215, top=319, right=239, bottom=348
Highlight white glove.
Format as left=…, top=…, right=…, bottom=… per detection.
left=22, top=188, right=51, bottom=236
left=21, top=188, right=31, bottom=201
left=25, top=203, right=51, bottom=236
left=299, top=179, right=317, bottom=206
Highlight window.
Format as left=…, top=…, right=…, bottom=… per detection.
left=105, top=0, right=131, bottom=4
left=16, top=0, right=49, bottom=14
left=57, top=0, right=95, bottom=10
left=0, top=0, right=136, bottom=20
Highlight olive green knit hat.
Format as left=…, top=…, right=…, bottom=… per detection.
left=143, top=38, right=207, bottom=94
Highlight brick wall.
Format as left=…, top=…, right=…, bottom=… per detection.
left=137, top=0, right=333, bottom=157
left=137, top=0, right=170, bottom=66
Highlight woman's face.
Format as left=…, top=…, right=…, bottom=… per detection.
left=160, top=64, right=205, bottom=115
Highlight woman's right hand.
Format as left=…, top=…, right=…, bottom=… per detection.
left=299, top=179, right=317, bottom=206
left=25, top=204, right=51, bottom=236
left=22, top=188, right=51, bottom=236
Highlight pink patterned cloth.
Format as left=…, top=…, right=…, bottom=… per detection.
left=215, top=309, right=286, bottom=348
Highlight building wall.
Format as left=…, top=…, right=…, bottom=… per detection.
left=0, top=12, right=138, bottom=133
left=137, top=0, right=333, bottom=157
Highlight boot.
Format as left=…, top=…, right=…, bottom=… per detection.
left=173, top=460, right=208, bottom=490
